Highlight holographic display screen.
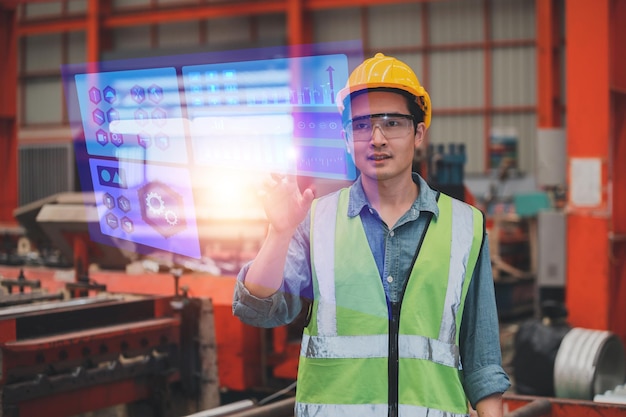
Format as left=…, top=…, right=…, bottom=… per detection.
left=62, top=43, right=361, bottom=260
left=183, top=55, right=354, bottom=179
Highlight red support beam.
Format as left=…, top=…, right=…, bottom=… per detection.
left=86, top=0, right=100, bottom=64
left=536, top=0, right=562, bottom=128
left=609, top=0, right=626, bottom=342
left=565, top=0, right=626, bottom=343
left=0, top=4, right=18, bottom=225
left=287, top=0, right=305, bottom=47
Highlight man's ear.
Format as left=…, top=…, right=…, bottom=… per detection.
left=414, top=122, right=426, bottom=148
left=343, top=130, right=354, bottom=156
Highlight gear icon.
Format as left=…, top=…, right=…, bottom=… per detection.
left=145, top=191, right=165, bottom=215
left=164, top=210, right=178, bottom=226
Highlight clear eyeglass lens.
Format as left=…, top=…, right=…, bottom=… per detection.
left=348, top=115, right=413, bottom=141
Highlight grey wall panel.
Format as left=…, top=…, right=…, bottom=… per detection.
left=257, top=13, right=287, bottom=44
left=492, top=46, right=536, bottom=107
left=68, top=31, right=86, bottom=65
left=24, top=34, right=63, bottom=73
left=368, top=3, right=423, bottom=49
left=113, top=0, right=150, bottom=9
left=429, top=0, right=484, bottom=45
left=313, top=9, right=362, bottom=43
left=158, top=21, right=200, bottom=48
left=67, top=0, right=87, bottom=14
left=427, top=115, right=485, bottom=174
left=430, top=50, right=485, bottom=108
left=206, top=16, right=252, bottom=46
left=24, top=2, right=63, bottom=19
left=491, top=0, right=535, bottom=41
left=24, top=79, right=63, bottom=125
left=157, top=0, right=197, bottom=6
left=113, top=26, right=152, bottom=51
left=491, top=113, right=537, bottom=174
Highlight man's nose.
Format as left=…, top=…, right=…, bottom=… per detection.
left=370, top=125, right=387, bottom=145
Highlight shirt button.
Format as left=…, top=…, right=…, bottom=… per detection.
left=389, top=231, right=395, bottom=237
left=387, top=276, right=394, bottom=283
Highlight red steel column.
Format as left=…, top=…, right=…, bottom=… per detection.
left=536, top=0, right=562, bottom=128
left=608, top=0, right=626, bottom=343
left=0, top=4, right=18, bottom=224
left=86, top=0, right=101, bottom=64
left=287, top=0, right=308, bottom=47
left=565, top=0, right=626, bottom=342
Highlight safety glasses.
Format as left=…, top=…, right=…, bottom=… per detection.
left=344, top=113, right=415, bottom=142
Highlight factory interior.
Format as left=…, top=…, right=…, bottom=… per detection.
left=1, top=0, right=626, bottom=416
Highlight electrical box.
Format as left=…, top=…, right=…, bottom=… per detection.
left=536, top=128, right=566, bottom=187
left=537, top=210, right=566, bottom=287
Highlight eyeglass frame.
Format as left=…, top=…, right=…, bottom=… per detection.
left=343, top=113, right=416, bottom=142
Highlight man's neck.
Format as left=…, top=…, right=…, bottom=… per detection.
left=362, top=175, right=419, bottom=227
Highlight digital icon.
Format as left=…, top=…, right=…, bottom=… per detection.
left=92, top=109, right=105, bottom=126
left=103, top=86, right=117, bottom=103
left=111, top=132, right=124, bottom=147
left=97, top=165, right=127, bottom=189
left=117, top=196, right=131, bottom=213
left=135, top=109, right=149, bottom=126
left=131, top=85, right=145, bottom=103
left=89, top=87, right=102, bottom=104
left=155, top=133, right=169, bottom=150
left=96, top=129, right=108, bottom=146
left=147, top=84, right=163, bottom=104
left=107, top=108, right=120, bottom=123
left=137, top=132, right=152, bottom=148
left=103, top=193, right=116, bottom=210
left=105, top=212, right=119, bottom=229
left=138, top=181, right=186, bottom=238
left=152, top=108, right=167, bottom=127
left=121, top=216, right=134, bottom=233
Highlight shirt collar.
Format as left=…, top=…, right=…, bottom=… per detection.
left=347, top=173, right=440, bottom=219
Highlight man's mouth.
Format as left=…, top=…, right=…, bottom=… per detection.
left=369, top=153, right=391, bottom=161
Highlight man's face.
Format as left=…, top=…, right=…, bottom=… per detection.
left=345, top=91, right=425, bottom=183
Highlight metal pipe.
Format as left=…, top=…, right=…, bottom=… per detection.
left=182, top=400, right=256, bottom=417
left=227, top=397, right=295, bottom=417
left=505, top=398, right=552, bottom=417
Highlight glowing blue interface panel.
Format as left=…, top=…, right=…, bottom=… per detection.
left=63, top=44, right=359, bottom=260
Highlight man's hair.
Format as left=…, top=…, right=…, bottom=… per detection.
left=341, top=87, right=426, bottom=133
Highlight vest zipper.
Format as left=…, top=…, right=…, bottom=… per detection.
left=388, top=208, right=435, bottom=417
left=389, top=301, right=401, bottom=417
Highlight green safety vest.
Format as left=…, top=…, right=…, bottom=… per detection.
left=295, top=188, right=484, bottom=417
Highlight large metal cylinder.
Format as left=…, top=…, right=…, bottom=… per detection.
left=554, top=327, right=626, bottom=399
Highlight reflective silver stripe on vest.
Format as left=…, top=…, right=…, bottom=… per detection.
left=312, top=192, right=341, bottom=337
left=438, top=198, right=475, bottom=345
left=296, top=402, right=469, bottom=417
left=399, top=334, right=460, bottom=368
left=301, top=333, right=388, bottom=358
left=301, top=333, right=459, bottom=368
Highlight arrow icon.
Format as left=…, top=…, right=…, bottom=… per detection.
left=326, top=66, right=335, bottom=103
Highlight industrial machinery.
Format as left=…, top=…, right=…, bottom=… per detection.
left=0, top=289, right=216, bottom=417
left=0, top=191, right=300, bottom=417
left=0, top=194, right=224, bottom=417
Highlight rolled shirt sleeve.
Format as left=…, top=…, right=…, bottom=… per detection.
left=233, top=218, right=312, bottom=328
left=460, top=237, right=511, bottom=407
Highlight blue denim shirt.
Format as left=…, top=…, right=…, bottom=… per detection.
left=233, top=174, right=510, bottom=407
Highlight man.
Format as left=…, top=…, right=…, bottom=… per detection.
left=233, top=53, right=510, bottom=417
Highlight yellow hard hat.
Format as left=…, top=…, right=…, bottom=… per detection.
left=336, top=53, right=432, bottom=128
